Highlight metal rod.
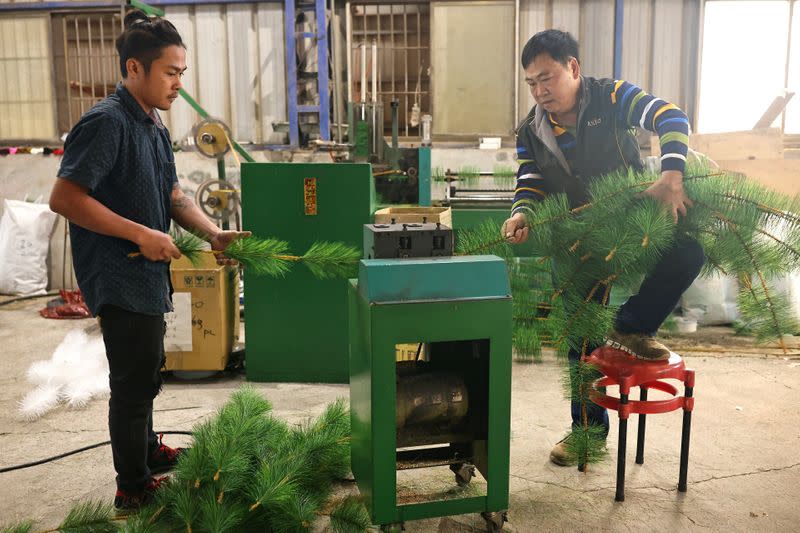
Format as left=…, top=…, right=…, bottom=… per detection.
left=371, top=39, right=377, bottom=103
left=285, top=0, right=298, bottom=146
left=782, top=0, right=794, bottom=133
left=332, top=0, right=344, bottom=142
left=345, top=1, right=352, bottom=104
left=678, top=384, right=694, bottom=492
left=635, top=387, right=648, bottom=465
left=514, top=0, right=519, bottom=124
left=62, top=16, right=73, bottom=126
left=99, top=15, right=107, bottom=98
left=61, top=217, right=68, bottom=289
left=129, top=0, right=164, bottom=16
left=613, top=0, right=624, bottom=80
left=316, top=0, right=330, bottom=140
left=403, top=3, right=408, bottom=136
left=362, top=5, right=366, bottom=110
left=178, top=88, right=255, bottom=162
left=390, top=3, right=395, bottom=106
left=360, top=42, right=366, bottom=119
left=391, top=99, right=398, bottom=148
left=87, top=17, right=96, bottom=103
left=371, top=39, right=377, bottom=152
left=615, top=393, right=628, bottom=502
left=74, top=17, right=85, bottom=115
left=376, top=2, right=381, bottom=115
left=416, top=7, right=420, bottom=135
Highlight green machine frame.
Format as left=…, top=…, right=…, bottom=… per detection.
left=348, top=256, right=512, bottom=530
left=241, top=162, right=375, bottom=383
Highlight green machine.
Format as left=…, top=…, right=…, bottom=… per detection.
left=241, top=162, right=374, bottom=383
left=348, top=255, right=512, bottom=531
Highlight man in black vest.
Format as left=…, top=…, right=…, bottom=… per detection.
left=501, top=30, right=705, bottom=465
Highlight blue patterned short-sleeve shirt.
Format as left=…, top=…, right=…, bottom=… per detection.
left=57, top=82, right=178, bottom=317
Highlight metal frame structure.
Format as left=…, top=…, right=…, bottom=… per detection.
left=52, top=10, right=121, bottom=131
left=346, top=0, right=430, bottom=138
left=285, top=0, right=330, bottom=146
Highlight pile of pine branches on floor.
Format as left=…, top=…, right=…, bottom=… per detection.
left=2, top=386, right=370, bottom=533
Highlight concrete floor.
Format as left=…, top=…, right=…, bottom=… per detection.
left=1, top=297, right=799, bottom=532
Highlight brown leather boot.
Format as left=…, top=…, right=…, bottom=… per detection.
left=605, top=330, right=671, bottom=360
left=549, top=437, right=575, bottom=466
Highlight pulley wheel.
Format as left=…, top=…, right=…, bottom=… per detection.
left=193, top=118, right=232, bottom=159
left=195, top=179, right=239, bottom=220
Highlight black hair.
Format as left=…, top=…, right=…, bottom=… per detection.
left=521, top=29, right=579, bottom=69
left=116, top=9, right=185, bottom=78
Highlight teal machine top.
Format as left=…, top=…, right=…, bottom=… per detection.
left=356, top=255, right=511, bottom=303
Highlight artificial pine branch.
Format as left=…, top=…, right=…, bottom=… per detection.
left=12, top=389, right=362, bottom=533
left=157, top=234, right=363, bottom=280
left=223, top=237, right=292, bottom=277
left=492, top=165, right=516, bottom=190
left=0, top=521, right=35, bottom=533
left=171, top=230, right=209, bottom=267
left=117, top=505, right=166, bottom=533
left=562, top=424, right=610, bottom=467
left=455, top=220, right=513, bottom=258
left=328, top=496, right=371, bottom=533
left=55, top=500, right=117, bottom=533
left=266, top=495, right=319, bottom=532
left=301, top=242, right=362, bottom=279
left=513, top=325, right=542, bottom=363
left=561, top=359, right=602, bottom=406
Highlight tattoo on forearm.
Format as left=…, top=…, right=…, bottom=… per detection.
left=172, top=195, right=194, bottom=211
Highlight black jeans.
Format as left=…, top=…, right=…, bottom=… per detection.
left=564, top=236, right=706, bottom=435
left=99, top=305, right=165, bottom=492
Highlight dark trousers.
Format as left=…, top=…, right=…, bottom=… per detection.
left=99, top=305, right=165, bottom=492
left=566, top=236, right=705, bottom=435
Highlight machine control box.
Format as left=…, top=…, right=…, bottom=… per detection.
left=363, top=222, right=454, bottom=259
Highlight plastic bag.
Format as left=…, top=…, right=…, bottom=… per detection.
left=40, top=289, right=91, bottom=319
left=0, top=199, right=58, bottom=296
left=681, top=274, right=740, bottom=325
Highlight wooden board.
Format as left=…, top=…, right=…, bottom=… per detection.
left=651, top=129, right=784, bottom=160
left=714, top=159, right=800, bottom=196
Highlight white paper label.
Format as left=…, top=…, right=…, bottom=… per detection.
left=165, top=292, right=193, bottom=352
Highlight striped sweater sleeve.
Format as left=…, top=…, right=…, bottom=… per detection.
left=511, top=135, right=547, bottom=216
left=611, top=80, right=690, bottom=173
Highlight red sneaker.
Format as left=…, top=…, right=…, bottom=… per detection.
left=148, top=433, right=185, bottom=474
left=114, top=476, right=168, bottom=512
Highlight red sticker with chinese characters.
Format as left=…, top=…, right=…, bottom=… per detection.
left=304, top=177, right=317, bottom=215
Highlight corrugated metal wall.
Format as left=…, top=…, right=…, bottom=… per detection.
left=0, top=2, right=287, bottom=144
left=0, top=14, right=56, bottom=140
left=161, top=3, right=287, bottom=145
left=1, top=0, right=700, bottom=141
left=518, top=0, right=700, bottom=126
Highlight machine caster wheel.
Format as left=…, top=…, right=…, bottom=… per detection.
left=450, top=462, right=476, bottom=486
left=481, top=511, right=508, bottom=532
left=380, top=522, right=405, bottom=532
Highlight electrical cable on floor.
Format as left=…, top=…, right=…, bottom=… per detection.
left=0, top=291, right=59, bottom=307
left=0, top=430, right=193, bottom=474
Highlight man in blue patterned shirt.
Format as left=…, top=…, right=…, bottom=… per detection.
left=501, top=30, right=705, bottom=466
left=49, top=9, right=248, bottom=510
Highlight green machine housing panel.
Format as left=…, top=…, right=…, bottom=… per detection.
left=349, top=256, right=512, bottom=525
left=242, top=162, right=375, bottom=382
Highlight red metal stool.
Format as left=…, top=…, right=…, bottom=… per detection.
left=585, top=346, right=696, bottom=502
